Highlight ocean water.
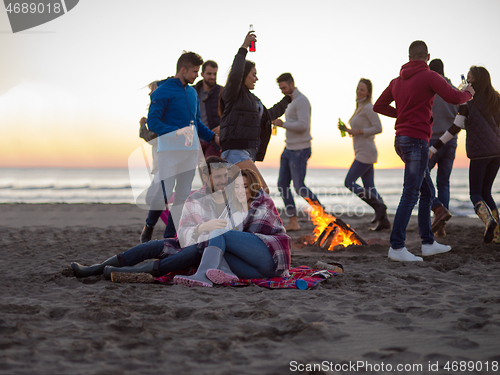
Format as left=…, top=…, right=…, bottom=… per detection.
left=1, top=167, right=499, bottom=217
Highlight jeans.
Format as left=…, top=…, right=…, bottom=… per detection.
left=118, top=240, right=202, bottom=277
left=278, top=147, right=322, bottom=217
left=428, top=138, right=457, bottom=209
left=469, top=157, right=500, bottom=210
left=222, top=148, right=258, bottom=164
left=344, top=159, right=381, bottom=199
left=390, top=136, right=435, bottom=249
left=208, top=229, right=277, bottom=279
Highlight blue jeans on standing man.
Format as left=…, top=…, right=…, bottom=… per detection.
left=278, top=147, right=322, bottom=217
left=428, top=137, right=457, bottom=209
left=391, top=136, right=435, bottom=249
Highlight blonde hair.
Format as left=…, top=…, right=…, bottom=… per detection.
left=349, top=78, right=373, bottom=124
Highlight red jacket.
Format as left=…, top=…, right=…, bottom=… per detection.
left=373, top=60, right=472, bottom=141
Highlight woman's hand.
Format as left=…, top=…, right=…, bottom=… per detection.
left=198, top=219, right=227, bottom=233
left=241, top=31, right=256, bottom=49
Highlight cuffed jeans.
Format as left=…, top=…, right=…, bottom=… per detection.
left=469, top=157, right=500, bottom=210
left=428, top=137, right=457, bottom=209
left=344, top=159, right=382, bottom=199
left=278, top=147, right=322, bottom=217
left=390, top=136, right=435, bottom=249
left=117, top=240, right=202, bottom=277
left=208, top=229, right=277, bottom=279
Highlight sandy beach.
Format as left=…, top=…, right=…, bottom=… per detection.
left=1, top=203, right=499, bottom=375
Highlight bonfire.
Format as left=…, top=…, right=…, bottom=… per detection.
left=305, top=198, right=367, bottom=250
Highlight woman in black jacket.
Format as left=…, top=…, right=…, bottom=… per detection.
left=430, top=66, right=500, bottom=243
left=219, top=31, right=291, bottom=192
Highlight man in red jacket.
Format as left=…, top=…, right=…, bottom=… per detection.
left=373, top=40, right=474, bottom=262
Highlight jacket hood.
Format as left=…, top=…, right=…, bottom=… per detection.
left=400, top=60, right=429, bottom=80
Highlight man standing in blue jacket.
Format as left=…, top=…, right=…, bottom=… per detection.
left=141, top=51, right=219, bottom=243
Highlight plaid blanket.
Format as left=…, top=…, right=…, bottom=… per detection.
left=155, top=266, right=341, bottom=289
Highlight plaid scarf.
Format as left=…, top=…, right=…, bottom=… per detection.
left=244, top=190, right=291, bottom=275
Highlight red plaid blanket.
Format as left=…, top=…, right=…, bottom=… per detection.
left=155, top=265, right=341, bottom=289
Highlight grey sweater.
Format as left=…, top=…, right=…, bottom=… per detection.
left=349, top=102, right=382, bottom=164
left=282, top=88, right=312, bottom=150
left=430, top=76, right=459, bottom=140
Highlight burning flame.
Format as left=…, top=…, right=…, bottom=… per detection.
left=305, top=198, right=364, bottom=250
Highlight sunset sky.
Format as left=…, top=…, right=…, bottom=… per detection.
left=1, top=0, right=499, bottom=169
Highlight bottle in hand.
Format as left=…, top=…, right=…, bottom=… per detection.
left=338, top=118, right=346, bottom=137
left=249, top=24, right=256, bottom=52
left=272, top=124, right=277, bottom=136
left=185, top=120, right=195, bottom=147
left=458, top=74, right=468, bottom=91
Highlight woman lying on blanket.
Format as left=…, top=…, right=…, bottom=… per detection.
left=70, top=164, right=291, bottom=286
left=174, top=168, right=291, bottom=287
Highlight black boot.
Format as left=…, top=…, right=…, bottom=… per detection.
left=140, top=224, right=154, bottom=243
left=358, top=190, right=387, bottom=224
left=103, top=261, right=155, bottom=281
left=71, top=256, right=120, bottom=278
left=370, top=212, right=391, bottom=231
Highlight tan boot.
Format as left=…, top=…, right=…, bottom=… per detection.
left=491, top=209, right=500, bottom=244
left=431, top=205, right=452, bottom=233
left=474, top=201, right=498, bottom=243
left=285, top=215, right=301, bottom=231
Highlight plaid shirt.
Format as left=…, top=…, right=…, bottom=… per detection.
left=243, top=190, right=291, bottom=275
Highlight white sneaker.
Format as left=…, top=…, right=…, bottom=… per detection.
left=421, top=241, right=451, bottom=256
left=388, top=247, right=423, bottom=262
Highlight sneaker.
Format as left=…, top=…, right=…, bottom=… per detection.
left=421, top=241, right=451, bottom=256
left=388, top=247, right=423, bottom=262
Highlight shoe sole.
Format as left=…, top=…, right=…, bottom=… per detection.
left=206, top=269, right=239, bottom=285
left=484, top=221, right=497, bottom=243
left=388, top=255, right=423, bottom=262
left=173, top=275, right=212, bottom=287
left=422, top=247, right=451, bottom=256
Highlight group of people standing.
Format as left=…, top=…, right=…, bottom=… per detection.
left=71, top=35, right=500, bottom=284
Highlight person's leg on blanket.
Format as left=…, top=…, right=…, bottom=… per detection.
left=208, top=230, right=276, bottom=279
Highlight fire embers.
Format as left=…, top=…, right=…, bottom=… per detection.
left=306, top=198, right=367, bottom=250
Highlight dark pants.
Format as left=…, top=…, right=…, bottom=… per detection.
left=428, top=138, right=457, bottom=209
left=344, top=159, right=382, bottom=199
left=118, top=240, right=202, bottom=277
left=278, top=147, right=322, bottom=217
left=469, top=157, right=500, bottom=210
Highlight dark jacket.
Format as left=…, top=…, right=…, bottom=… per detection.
left=465, top=101, right=500, bottom=159
left=220, top=47, right=291, bottom=161
left=193, top=81, right=222, bottom=130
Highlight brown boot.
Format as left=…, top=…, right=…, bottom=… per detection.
left=431, top=205, right=452, bottom=233
left=491, top=209, right=500, bottom=244
left=435, top=222, right=446, bottom=237
left=474, top=201, right=497, bottom=243
left=285, top=216, right=301, bottom=231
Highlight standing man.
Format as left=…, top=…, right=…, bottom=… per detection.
left=428, top=59, right=457, bottom=237
left=193, top=60, right=222, bottom=158
left=272, top=73, right=323, bottom=231
left=141, top=52, right=219, bottom=243
left=373, top=41, right=474, bottom=261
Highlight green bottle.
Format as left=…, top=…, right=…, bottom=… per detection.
left=338, top=118, right=346, bottom=137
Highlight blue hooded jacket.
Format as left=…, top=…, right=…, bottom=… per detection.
left=147, top=78, right=214, bottom=150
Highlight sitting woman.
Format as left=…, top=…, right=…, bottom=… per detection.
left=174, top=168, right=291, bottom=287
